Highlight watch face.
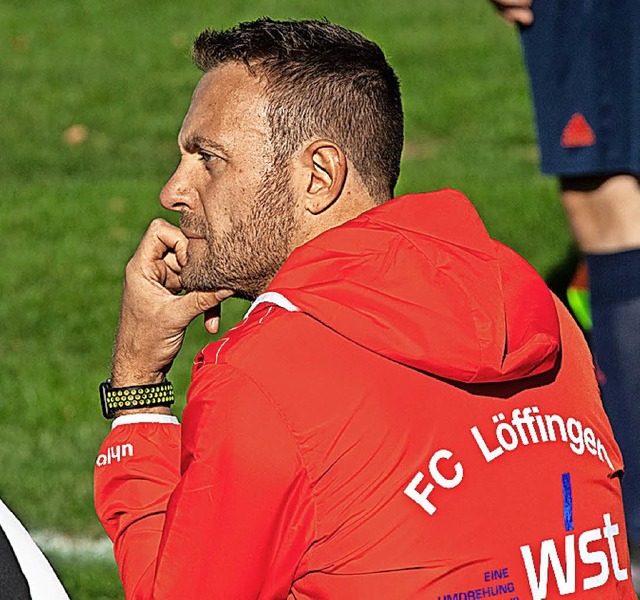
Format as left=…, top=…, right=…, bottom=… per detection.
left=99, top=380, right=115, bottom=419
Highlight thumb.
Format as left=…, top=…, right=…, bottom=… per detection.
left=178, top=289, right=234, bottom=328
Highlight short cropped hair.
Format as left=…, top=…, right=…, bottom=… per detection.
left=193, top=18, right=404, bottom=201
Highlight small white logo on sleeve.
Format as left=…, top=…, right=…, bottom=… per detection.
left=96, top=444, right=134, bottom=467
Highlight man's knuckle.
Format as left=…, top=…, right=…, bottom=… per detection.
left=149, top=218, right=165, bottom=232
left=124, top=260, right=136, bottom=276
left=194, top=294, right=213, bottom=312
left=194, top=296, right=206, bottom=312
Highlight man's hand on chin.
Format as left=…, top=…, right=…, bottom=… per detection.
left=111, top=218, right=232, bottom=405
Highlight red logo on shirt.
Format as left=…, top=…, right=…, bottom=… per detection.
left=561, top=113, right=596, bottom=148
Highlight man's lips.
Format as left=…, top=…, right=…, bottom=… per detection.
left=180, top=229, right=205, bottom=240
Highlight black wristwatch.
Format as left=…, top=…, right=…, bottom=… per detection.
left=99, top=379, right=175, bottom=419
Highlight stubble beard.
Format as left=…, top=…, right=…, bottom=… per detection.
left=179, top=166, right=297, bottom=300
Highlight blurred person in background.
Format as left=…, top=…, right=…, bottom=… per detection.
left=95, top=17, right=635, bottom=599
left=491, top=0, right=640, bottom=590
left=0, top=499, right=69, bottom=599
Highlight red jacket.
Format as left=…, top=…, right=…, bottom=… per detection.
left=95, top=190, right=635, bottom=599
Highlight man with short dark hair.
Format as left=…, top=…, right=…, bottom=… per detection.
left=95, top=18, right=636, bottom=599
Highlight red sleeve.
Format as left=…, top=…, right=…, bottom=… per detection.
left=94, top=364, right=316, bottom=599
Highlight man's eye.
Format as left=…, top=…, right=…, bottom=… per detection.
left=198, top=151, right=217, bottom=164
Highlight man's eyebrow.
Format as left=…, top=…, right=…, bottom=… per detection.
left=180, top=134, right=227, bottom=155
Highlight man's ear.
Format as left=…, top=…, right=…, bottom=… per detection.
left=300, top=140, right=347, bottom=215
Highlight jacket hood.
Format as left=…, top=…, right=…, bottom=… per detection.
left=267, top=190, right=560, bottom=384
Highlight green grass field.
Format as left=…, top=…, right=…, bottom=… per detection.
left=1, top=1, right=580, bottom=598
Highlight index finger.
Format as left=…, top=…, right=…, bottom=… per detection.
left=137, top=218, right=189, bottom=266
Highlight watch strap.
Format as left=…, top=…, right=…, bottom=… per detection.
left=99, top=379, right=174, bottom=419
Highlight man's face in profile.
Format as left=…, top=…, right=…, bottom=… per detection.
left=159, top=62, right=298, bottom=300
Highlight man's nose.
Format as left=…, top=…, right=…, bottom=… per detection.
left=160, top=163, right=196, bottom=211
